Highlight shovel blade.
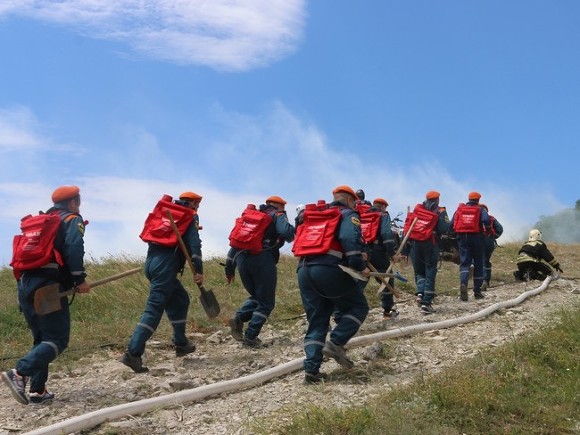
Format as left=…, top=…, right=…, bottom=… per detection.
left=198, top=285, right=220, bottom=318
left=33, top=283, right=65, bottom=316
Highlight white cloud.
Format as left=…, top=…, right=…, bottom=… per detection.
left=0, top=106, right=86, bottom=184
left=0, top=106, right=47, bottom=151
left=0, top=102, right=569, bottom=267
left=1, top=0, right=306, bottom=71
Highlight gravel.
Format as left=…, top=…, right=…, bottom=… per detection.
left=1, top=277, right=578, bottom=435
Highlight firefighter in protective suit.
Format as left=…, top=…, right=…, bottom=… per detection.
left=514, top=229, right=563, bottom=281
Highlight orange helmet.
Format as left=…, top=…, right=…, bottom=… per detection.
left=266, top=195, right=287, bottom=205
left=468, top=191, right=481, bottom=201
left=426, top=190, right=440, bottom=200
left=179, top=191, right=202, bottom=202
left=332, top=185, right=358, bottom=200
left=52, top=185, right=80, bottom=203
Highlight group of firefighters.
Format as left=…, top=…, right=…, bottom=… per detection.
left=2, top=184, right=564, bottom=404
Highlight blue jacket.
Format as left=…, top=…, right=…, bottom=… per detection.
left=46, top=205, right=87, bottom=286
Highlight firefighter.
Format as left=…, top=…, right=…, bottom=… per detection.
left=225, top=196, right=295, bottom=348
left=293, top=186, right=370, bottom=383
left=366, top=198, right=398, bottom=318
left=449, top=192, right=490, bottom=301
left=480, top=204, right=504, bottom=289
left=120, top=192, right=203, bottom=373
left=2, top=186, right=91, bottom=404
left=403, top=191, right=449, bottom=314
left=514, top=229, right=563, bottom=281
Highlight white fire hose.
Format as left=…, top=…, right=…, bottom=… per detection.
left=24, top=276, right=553, bottom=435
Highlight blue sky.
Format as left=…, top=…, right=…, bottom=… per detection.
left=0, top=1, right=578, bottom=265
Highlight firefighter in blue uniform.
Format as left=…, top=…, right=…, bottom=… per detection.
left=480, top=203, right=504, bottom=289
left=403, top=191, right=449, bottom=314
left=367, top=198, right=398, bottom=318
left=2, top=186, right=90, bottom=405
left=295, top=185, right=371, bottom=383
left=121, top=192, right=203, bottom=373
left=449, top=191, right=490, bottom=301
left=225, top=196, right=295, bottom=347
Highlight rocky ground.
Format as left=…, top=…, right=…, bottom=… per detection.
left=1, top=275, right=578, bottom=435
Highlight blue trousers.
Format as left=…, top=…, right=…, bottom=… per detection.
left=17, top=273, right=70, bottom=393
left=483, top=237, right=496, bottom=283
left=128, top=253, right=190, bottom=356
left=457, top=233, right=485, bottom=292
left=410, top=240, right=440, bottom=304
left=235, top=251, right=277, bottom=340
left=298, top=264, right=369, bottom=374
left=369, top=247, right=394, bottom=311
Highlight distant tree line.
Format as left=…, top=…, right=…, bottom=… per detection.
left=533, top=199, right=580, bottom=243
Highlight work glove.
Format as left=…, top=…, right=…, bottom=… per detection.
left=554, top=263, right=563, bottom=273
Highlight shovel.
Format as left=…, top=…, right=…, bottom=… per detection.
left=33, top=267, right=142, bottom=316
left=367, top=262, right=403, bottom=298
left=166, top=211, right=221, bottom=319
left=376, top=216, right=418, bottom=296
left=338, top=265, right=407, bottom=282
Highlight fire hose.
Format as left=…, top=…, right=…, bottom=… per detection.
left=24, top=276, right=554, bottom=435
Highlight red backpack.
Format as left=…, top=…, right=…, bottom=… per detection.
left=358, top=210, right=382, bottom=244
left=228, top=204, right=273, bottom=254
left=354, top=203, right=371, bottom=215
left=485, top=215, right=497, bottom=237
left=404, top=204, right=439, bottom=241
left=11, top=211, right=66, bottom=279
left=139, top=195, right=194, bottom=247
left=453, top=203, right=482, bottom=233
left=292, top=204, right=342, bottom=256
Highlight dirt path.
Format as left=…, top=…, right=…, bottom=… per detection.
left=1, top=276, right=578, bottom=435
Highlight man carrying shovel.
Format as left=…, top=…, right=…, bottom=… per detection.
left=121, top=192, right=204, bottom=373
left=2, top=186, right=91, bottom=405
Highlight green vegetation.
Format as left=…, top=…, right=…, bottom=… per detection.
left=0, top=254, right=307, bottom=366
left=1, top=242, right=578, bottom=434
left=266, top=307, right=579, bottom=435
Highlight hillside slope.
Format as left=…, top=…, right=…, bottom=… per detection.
left=0, top=245, right=578, bottom=434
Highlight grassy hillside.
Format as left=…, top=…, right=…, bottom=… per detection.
left=267, top=307, right=579, bottom=435
left=0, top=243, right=578, bottom=434
left=0, top=242, right=577, bottom=366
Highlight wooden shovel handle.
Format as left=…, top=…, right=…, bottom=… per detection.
left=368, top=262, right=402, bottom=298
left=165, top=210, right=200, bottom=288
left=90, top=267, right=142, bottom=287
left=386, top=216, right=418, bottom=275
left=166, top=210, right=221, bottom=319
left=62, top=267, right=142, bottom=297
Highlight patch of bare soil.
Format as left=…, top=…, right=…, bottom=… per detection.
left=1, top=275, right=578, bottom=435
